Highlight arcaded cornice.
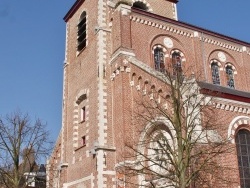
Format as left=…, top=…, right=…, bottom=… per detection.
left=131, top=8, right=250, bottom=47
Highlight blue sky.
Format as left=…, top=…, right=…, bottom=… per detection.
left=0, top=0, right=249, bottom=141
left=0, top=0, right=75, bottom=140
left=178, top=0, right=250, bottom=42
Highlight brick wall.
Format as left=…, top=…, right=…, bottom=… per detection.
left=47, top=0, right=250, bottom=187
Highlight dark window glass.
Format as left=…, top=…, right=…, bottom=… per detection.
left=236, top=129, right=250, bottom=188
left=226, top=66, right=235, bottom=88
left=82, top=136, right=86, bottom=146
left=77, top=12, right=87, bottom=52
left=154, top=48, right=165, bottom=73
left=81, top=106, right=86, bottom=122
left=132, top=2, right=148, bottom=11
left=172, top=52, right=182, bottom=76
left=211, top=62, right=220, bottom=85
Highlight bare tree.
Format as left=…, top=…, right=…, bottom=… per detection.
left=118, top=65, right=236, bottom=187
left=0, top=111, right=53, bottom=188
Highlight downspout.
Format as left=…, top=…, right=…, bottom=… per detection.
left=173, top=3, right=178, bottom=20
left=60, top=21, right=69, bottom=187
left=201, top=32, right=208, bottom=81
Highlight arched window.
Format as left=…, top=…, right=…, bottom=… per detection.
left=154, top=47, right=165, bottom=73
left=211, top=62, right=220, bottom=85
left=226, top=65, right=235, bottom=88
left=148, top=130, right=173, bottom=174
left=172, top=51, right=182, bottom=76
left=236, top=129, right=250, bottom=188
left=77, top=11, right=87, bottom=52
left=132, top=2, right=148, bottom=11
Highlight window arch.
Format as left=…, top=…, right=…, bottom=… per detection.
left=148, top=129, right=173, bottom=174
left=225, top=64, right=235, bottom=88
left=154, top=47, right=165, bottom=73
left=171, top=51, right=182, bottom=76
left=137, top=120, right=176, bottom=187
left=211, top=61, right=220, bottom=85
left=132, top=1, right=148, bottom=11
left=77, top=11, right=87, bottom=52
left=236, top=129, right=250, bottom=188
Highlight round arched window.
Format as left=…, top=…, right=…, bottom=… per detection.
left=148, top=130, right=174, bottom=175
left=235, top=129, right=250, bottom=188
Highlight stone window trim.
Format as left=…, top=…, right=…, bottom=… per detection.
left=227, top=116, right=250, bottom=144
left=170, top=49, right=185, bottom=61
left=131, top=0, right=153, bottom=12
left=170, top=49, right=185, bottom=76
left=138, top=117, right=176, bottom=154
left=224, top=63, right=236, bottom=89
left=210, top=60, right=221, bottom=85
left=209, top=59, right=222, bottom=68
left=75, top=135, right=87, bottom=151
left=153, top=47, right=186, bottom=76
left=153, top=45, right=167, bottom=73
left=152, top=44, right=167, bottom=54
left=73, top=90, right=89, bottom=149
left=137, top=117, right=176, bottom=186
left=224, top=63, right=237, bottom=73
left=76, top=93, right=88, bottom=123
left=80, top=106, right=86, bottom=123
left=132, top=1, right=148, bottom=11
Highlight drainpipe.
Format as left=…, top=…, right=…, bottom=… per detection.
left=201, top=32, right=208, bottom=82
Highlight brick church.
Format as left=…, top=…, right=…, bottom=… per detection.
left=47, top=0, right=250, bottom=187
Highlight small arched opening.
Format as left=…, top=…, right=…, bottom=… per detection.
left=132, top=1, right=148, bottom=11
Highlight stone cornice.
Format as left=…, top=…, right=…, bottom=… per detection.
left=131, top=14, right=250, bottom=54
left=109, top=48, right=135, bottom=65
left=212, top=97, right=250, bottom=115
left=130, top=14, right=250, bottom=54
left=131, top=8, right=250, bottom=48
left=130, top=15, right=193, bottom=38
left=199, top=36, right=245, bottom=53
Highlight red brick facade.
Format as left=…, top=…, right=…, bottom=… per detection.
left=48, top=0, right=250, bottom=187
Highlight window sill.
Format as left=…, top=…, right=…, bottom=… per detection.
left=76, top=47, right=86, bottom=57
left=79, top=120, right=86, bottom=124
left=75, top=145, right=86, bottom=151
